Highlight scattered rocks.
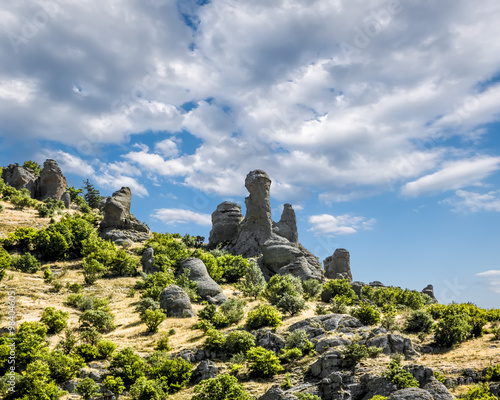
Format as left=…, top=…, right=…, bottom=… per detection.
left=159, top=285, right=195, bottom=318
left=289, top=314, right=363, bottom=339
left=179, top=258, right=227, bottom=304
left=141, top=246, right=157, bottom=274
left=99, top=187, right=150, bottom=245
left=191, top=360, right=218, bottom=384
left=2, top=163, right=37, bottom=196
left=387, top=388, right=433, bottom=400
left=366, top=334, right=419, bottom=359
left=254, top=329, right=286, bottom=353
left=324, top=248, right=352, bottom=281
left=260, top=385, right=299, bottom=400
left=422, top=284, right=438, bottom=303
left=208, top=202, right=243, bottom=248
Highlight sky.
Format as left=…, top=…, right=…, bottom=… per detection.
left=1, top=0, right=500, bottom=308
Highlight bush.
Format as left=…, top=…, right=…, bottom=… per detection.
left=102, top=375, right=126, bottom=398
left=381, top=314, right=399, bottom=331
left=198, top=304, right=229, bottom=328
left=295, top=394, right=322, bottom=400
left=34, top=229, right=70, bottom=260
left=383, top=359, right=419, bottom=389
left=462, top=383, right=497, bottom=400
left=14, top=321, right=49, bottom=366
left=97, top=339, right=117, bottom=358
left=56, top=329, right=77, bottom=354
left=148, top=353, right=193, bottom=392
left=176, top=268, right=200, bottom=302
left=485, top=364, right=500, bottom=382
left=42, top=351, right=84, bottom=383
left=10, top=253, right=40, bottom=273
left=351, top=303, right=381, bottom=326
left=405, top=309, right=434, bottom=333
left=79, top=327, right=102, bottom=346
left=341, top=343, right=368, bottom=368
left=329, top=297, right=349, bottom=314
left=135, top=297, right=160, bottom=317
left=109, top=347, right=147, bottom=385
left=192, top=373, right=250, bottom=400
left=2, top=226, right=37, bottom=250
left=264, top=274, right=303, bottom=305
left=0, top=247, right=10, bottom=282
left=367, top=397, right=387, bottom=400
left=13, top=359, right=66, bottom=400
left=40, top=307, right=69, bottom=334
left=367, top=346, right=384, bottom=358
left=74, top=343, right=99, bottom=361
left=246, top=304, right=282, bottom=330
left=237, top=261, right=266, bottom=299
left=79, top=309, right=115, bottom=333
left=321, top=279, right=358, bottom=303
left=129, top=376, right=166, bottom=400
left=204, top=329, right=227, bottom=352
left=225, top=330, right=256, bottom=354
left=76, top=377, right=101, bottom=399
left=362, top=285, right=429, bottom=310
left=277, top=293, right=307, bottom=316
left=216, top=253, right=251, bottom=283
left=434, top=314, right=471, bottom=347
left=302, top=279, right=323, bottom=300
left=141, top=309, right=166, bottom=332
left=82, top=257, right=107, bottom=284
left=154, top=332, right=171, bottom=351
left=286, top=329, right=314, bottom=354
left=220, top=297, right=246, bottom=325
left=315, top=303, right=330, bottom=315
left=246, top=346, right=284, bottom=377
left=280, top=347, right=303, bottom=363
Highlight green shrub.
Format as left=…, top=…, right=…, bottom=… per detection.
left=23, top=160, right=41, bottom=175
left=220, top=297, right=246, bottom=325
left=362, top=285, right=428, bottom=310
left=109, top=347, right=147, bottom=385
left=10, top=253, right=40, bottom=273
left=383, top=359, right=419, bottom=389
left=34, top=229, right=70, bottom=260
left=246, top=346, right=284, bottom=377
left=79, top=327, right=102, bottom=346
left=42, top=350, right=85, bottom=383
left=329, top=297, right=349, bottom=314
left=434, top=371, right=446, bottom=384
left=280, top=347, right=303, bottom=363
left=321, top=279, right=358, bottom=303
left=79, top=308, right=115, bottom=333
left=315, top=303, right=330, bottom=315
left=225, top=330, right=256, bottom=354
left=367, top=396, right=387, bottom=400
left=264, top=274, right=303, bottom=305
left=462, top=383, right=497, bottom=400
left=341, top=343, right=368, bottom=368
left=40, top=307, right=69, bottom=334
left=245, top=304, right=282, bottom=330
left=286, top=329, right=314, bottom=354
left=145, top=232, right=190, bottom=270
left=486, top=309, right=500, bottom=322
left=148, top=353, right=193, bottom=392
left=0, top=247, right=10, bottom=282
left=204, top=329, right=227, bottom=352
left=13, top=359, right=66, bottom=400
left=351, top=303, right=381, bottom=326
left=192, top=373, right=250, bottom=400
left=129, top=376, right=166, bottom=400
left=198, top=304, right=229, bottom=328
left=76, top=377, right=100, bottom=400
left=74, top=343, right=99, bottom=361
left=67, top=282, right=83, bottom=293
left=102, top=375, right=126, bottom=398
left=434, top=314, right=471, bottom=347
left=97, top=339, right=117, bottom=358
left=10, top=194, right=38, bottom=210
left=176, top=268, right=200, bottom=302
left=191, top=249, right=222, bottom=282
left=65, top=294, right=110, bottom=312
left=381, top=314, right=399, bottom=331
left=216, top=253, right=251, bottom=283
left=154, top=332, right=171, bottom=351
left=367, top=346, right=384, bottom=358
left=56, top=329, right=77, bottom=354
left=15, top=321, right=49, bottom=366
left=295, top=394, right=322, bottom=400
left=277, top=293, right=307, bottom=316
left=135, top=298, right=160, bottom=317
left=82, top=258, right=106, bottom=285
left=426, top=303, right=448, bottom=319
left=405, top=309, right=434, bottom=333
left=237, top=261, right=266, bottom=299
left=43, top=266, right=53, bottom=283
left=485, top=364, right=500, bottom=382
left=110, top=249, right=139, bottom=277
left=2, top=226, right=37, bottom=249
left=141, top=309, right=166, bottom=332
left=302, top=279, right=323, bottom=300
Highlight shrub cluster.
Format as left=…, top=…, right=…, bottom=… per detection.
left=245, top=304, right=282, bottom=330
left=321, top=279, right=358, bottom=304
left=382, top=359, right=419, bottom=389
left=351, top=303, right=381, bottom=326
left=361, top=285, right=431, bottom=310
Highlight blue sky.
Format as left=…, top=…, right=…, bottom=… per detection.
left=1, top=0, right=500, bottom=308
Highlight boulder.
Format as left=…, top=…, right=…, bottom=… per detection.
left=315, top=337, right=351, bottom=353
left=62, top=192, right=71, bottom=209
left=159, top=285, right=195, bottom=318
left=310, top=349, right=343, bottom=378
left=387, top=388, right=433, bottom=400
left=324, top=248, right=352, bottom=281
left=142, top=246, right=157, bottom=274
left=422, top=284, right=438, bottom=303
left=179, top=258, right=227, bottom=304
left=259, top=385, right=298, bottom=400
left=403, top=365, right=453, bottom=400
left=359, top=374, right=398, bottom=400
left=2, top=163, right=37, bottom=196
left=366, top=334, right=419, bottom=359
left=254, top=329, right=286, bottom=353
left=99, top=187, right=150, bottom=244
left=289, top=314, right=363, bottom=339
left=369, top=281, right=385, bottom=288
left=191, top=360, right=218, bottom=384
left=351, top=281, right=367, bottom=297
left=208, top=202, right=243, bottom=248
left=37, top=159, right=68, bottom=200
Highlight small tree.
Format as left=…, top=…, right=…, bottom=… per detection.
left=142, top=309, right=166, bottom=332
left=40, top=307, right=69, bottom=334
left=23, top=160, right=41, bottom=175
left=76, top=377, right=100, bottom=400
left=192, top=373, right=250, bottom=400
left=246, top=346, right=284, bottom=377
left=82, top=179, right=101, bottom=209
left=103, top=375, right=125, bottom=398
left=237, top=261, right=266, bottom=299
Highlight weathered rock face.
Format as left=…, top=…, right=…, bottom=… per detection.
left=366, top=333, right=419, bottom=359
left=99, top=187, right=150, bottom=244
left=191, top=360, right=218, bottom=384
left=208, top=202, right=243, bottom=248
left=422, top=284, right=438, bottom=303
left=37, top=159, right=68, bottom=201
left=159, top=285, right=195, bottom=318
left=324, top=248, right=352, bottom=281
left=2, top=163, right=38, bottom=197
left=142, top=246, right=157, bottom=274
left=259, top=385, right=298, bottom=400
left=387, top=388, right=434, bottom=400
left=179, top=258, right=227, bottom=304
left=210, top=170, right=323, bottom=281
left=62, top=192, right=71, bottom=209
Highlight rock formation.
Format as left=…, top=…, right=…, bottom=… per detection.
left=159, top=285, right=195, bottom=318
left=209, top=170, right=324, bottom=281
left=99, top=187, right=150, bottom=245
left=2, top=163, right=37, bottom=197
left=37, top=159, right=68, bottom=200
left=62, top=192, right=71, bottom=209
left=191, top=360, right=218, bottom=384
left=208, top=202, right=243, bottom=247
left=422, top=284, right=438, bottom=303
left=324, top=248, right=352, bottom=281
left=179, top=258, right=227, bottom=304
left=141, top=246, right=157, bottom=274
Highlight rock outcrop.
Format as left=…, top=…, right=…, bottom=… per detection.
left=141, top=246, right=157, bottom=274
left=191, top=360, right=218, bottom=384
left=99, top=187, right=150, bottom=245
left=159, top=285, right=195, bottom=318
left=324, top=248, right=352, bottom=281
left=387, top=388, right=434, bottom=400
left=37, top=159, right=68, bottom=200
left=422, top=284, right=438, bottom=303
left=62, top=192, right=71, bottom=209
left=2, top=163, right=37, bottom=196
left=179, top=258, right=227, bottom=304
left=209, top=170, right=323, bottom=281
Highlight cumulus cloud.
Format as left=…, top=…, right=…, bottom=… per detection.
left=308, top=214, right=375, bottom=236
left=476, top=270, right=500, bottom=277
left=442, top=190, right=500, bottom=213
left=151, top=208, right=212, bottom=226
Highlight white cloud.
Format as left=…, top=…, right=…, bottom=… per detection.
left=155, top=138, right=179, bottom=158
left=442, top=189, right=500, bottom=213
left=0, top=79, right=36, bottom=103
left=401, top=157, right=500, bottom=197
left=151, top=208, right=211, bottom=226
left=475, top=270, right=500, bottom=277
left=308, top=213, right=375, bottom=236
left=39, top=150, right=95, bottom=177
left=475, top=270, right=500, bottom=294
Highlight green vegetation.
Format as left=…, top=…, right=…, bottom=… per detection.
left=246, top=304, right=282, bottom=330
left=148, top=352, right=192, bottom=392
left=246, top=346, right=284, bottom=377
left=461, top=383, right=497, bottom=400
left=264, top=274, right=303, bottom=305
left=141, top=309, right=166, bottom=332
left=405, top=309, right=434, bottom=333
left=351, top=303, right=381, bottom=326
left=321, top=279, right=358, bottom=304
left=225, top=330, right=256, bottom=354
left=192, top=373, right=250, bottom=400
left=361, top=285, right=431, bottom=311
left=10, top=253, right=40, bottom=273
left=109, top=347, right=147, bottom=385
left=382, top=359, right=419, bottom=389
left=237, top=260, right=266, bottom=299
left=40, top=307, right=69, bottom=334
left=76, top=377, right=101, bottom=399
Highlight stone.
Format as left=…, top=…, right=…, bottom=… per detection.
left=366, top=334, right=419, bottom=359
left=208, top=202, right=243, bottom=248
left=274, top=203, right=298, bottom=243
left=289, top=314, right=363, bottom=339
left=259, top=385, right=299, bottom=400
left=254, top=329, right=286, bottom=353
left=159, top=285, right=195, bottom=318
left=359, top=374, right=398, bottom=400
left=62, top=380, right=78, bottom=393
left=369, top=281, right=385, bottom=288
left=142, top=246, right=157, bottom=274
left=351, top=281, right=366, bottom=297
left=62, top=191, right=71, bottom=209
left=387, top=388, right=433, bottom=400
left=179, top=258, right=227, bottom=304
left=319, top=371, right=344, bottom=400
left=2, top=163, right=37, bottom=196
left=324, top=248, right=352, bottom=281
left=315, top=337, right=351, bottom=353
left=99, top=187, right=150, bottom=244
left=37, top=159, right=68, bottom=200
left=422, top=378, right=454, bottom=400
left=422, top=284, right=438, bottom=303
left=191, top=360, right=218, bottom=384
left=310, top=349, right=343, bottom=378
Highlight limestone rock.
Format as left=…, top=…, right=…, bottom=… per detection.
left=254, top=329, right=286, bottom=353
left=37, top=159, right=68, bottom=200
left=369, top=281, right=385, bottom=288
left=387, top=388, right=434, bottom=400
left=191, top=360, right=218, bottom=384
left=274, top=204, right=298, bottom=243
left=324, top=248, right=352, bottom=281
left=159, top=285, right=195, bottom=318
left=208, top=202, right=243, bottom=248
left=179, top=258, right=227, bottom=304
left=62, top=192, right=71, bottom=209
left=99, top=187, right=150, bottom=244
left=422, top=284, right=438, bottom=303
left=351, top=281, right=366, bottom=297
left=366, top=334, right=419, bottom=359
left=289, top=314, right=363, bottom=339
left=2, top=163, right=37, bottom=196
left=142, top=246, right=157, bottom=274
left=260, top=385, right=298, bottom=400
left=310, top=349, right=343, bottom=378
left=359, top=374, right=398, bottom=400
